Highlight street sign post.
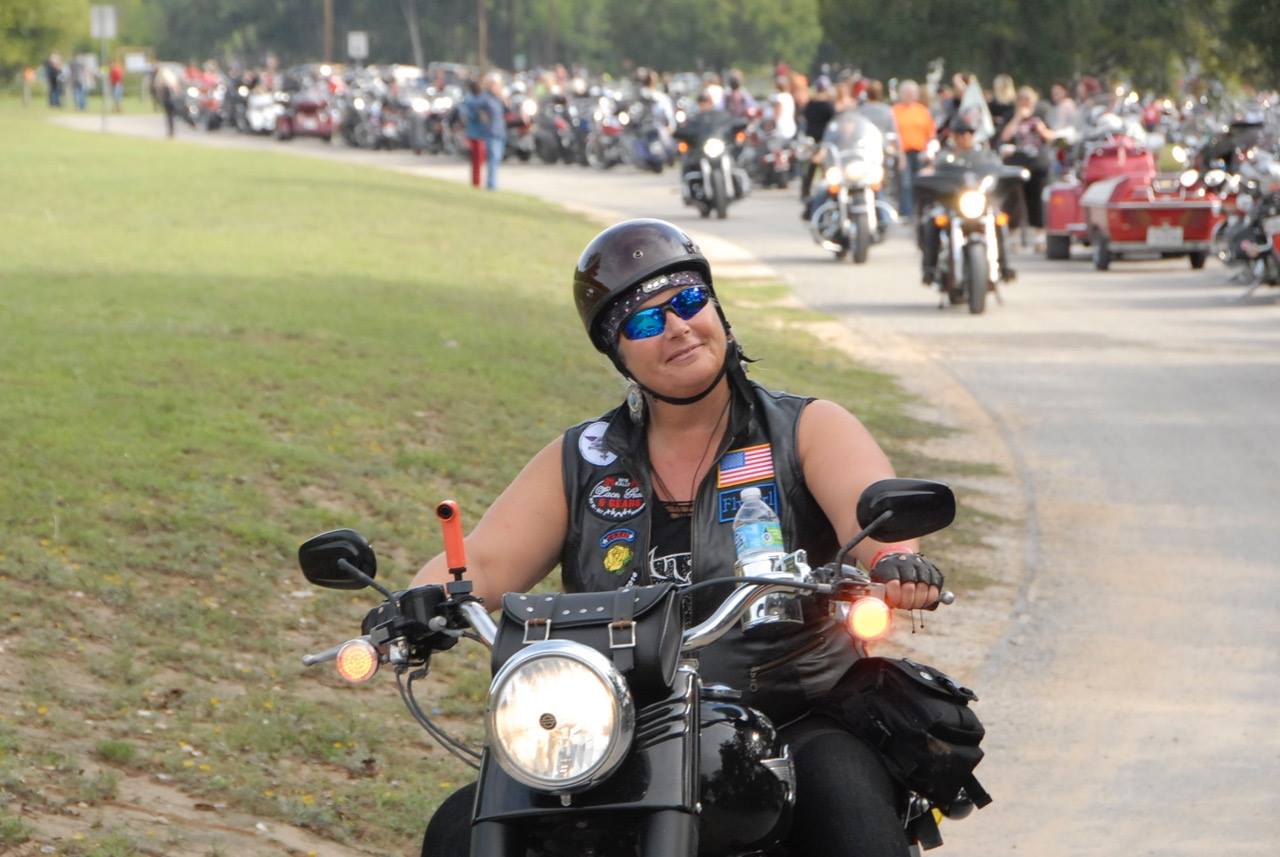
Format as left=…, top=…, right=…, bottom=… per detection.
left=347, top=31, right=369, bottom=62
left=90, top=5, right=117, bottom=131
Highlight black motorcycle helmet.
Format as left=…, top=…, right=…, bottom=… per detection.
left=573, top=218, right=744, bottom=405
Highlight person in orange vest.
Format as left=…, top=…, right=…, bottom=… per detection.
left=891, top=80, right=936, bottom=218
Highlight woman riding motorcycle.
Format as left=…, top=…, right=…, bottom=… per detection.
left=412, top=219, right=946, bottom=857
left=918, top=120, right=1016, bottom=285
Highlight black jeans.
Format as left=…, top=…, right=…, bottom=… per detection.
left=420, top=716, right=908, bottom=857
left=780, top=714, right=910, bottom=857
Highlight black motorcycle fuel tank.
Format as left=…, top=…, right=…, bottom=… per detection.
left=696, top=695, right=793, bottom=854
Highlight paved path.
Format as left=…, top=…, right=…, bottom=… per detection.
left=63, top=115, right=1280, bottom=855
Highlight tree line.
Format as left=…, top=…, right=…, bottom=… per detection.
left=3, top=0, right=1276, bottom=90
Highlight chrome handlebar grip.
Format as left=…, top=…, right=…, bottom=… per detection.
left=460, top=600, right=497, bottom=648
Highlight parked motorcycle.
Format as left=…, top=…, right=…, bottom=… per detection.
left=619, top=100, right=672, bottom=173
left=585, top=95, right=629, bottom=169
left=916, top=155, right=1028, bottom=313
left=298, top=478, right=971, bottom=856
left=807, top=113, right=896, bottom=264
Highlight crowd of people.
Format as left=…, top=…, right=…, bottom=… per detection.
left=35, top=52, right=126, bottom=113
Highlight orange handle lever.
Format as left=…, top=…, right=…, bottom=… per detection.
left=435, top=500, right=467, bottom=576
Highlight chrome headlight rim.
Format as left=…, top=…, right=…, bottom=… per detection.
left=957, top=189, right=987, bottom=219
left=703, top=137, right=726, bottom=158
left=485, top=639, right=634, bottom=794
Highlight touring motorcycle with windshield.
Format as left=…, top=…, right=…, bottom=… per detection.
left=298, top=478, right=986, bottom=856
left=807, top=113, right=896, bottom=264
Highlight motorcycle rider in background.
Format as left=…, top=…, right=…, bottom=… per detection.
left=919, top=119, right=1016, bottom=284
left=799, top=76, right=837, bottom=206
left=676, top=91, right=743, bottom=154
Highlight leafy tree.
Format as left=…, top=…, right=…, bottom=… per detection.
left=0, top=0, right=88, bottom=71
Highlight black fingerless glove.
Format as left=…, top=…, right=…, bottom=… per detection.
left=870, top=552, right=944, bottom=590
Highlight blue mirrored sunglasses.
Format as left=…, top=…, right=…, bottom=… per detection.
left=620, top=286, right=711, bottom=341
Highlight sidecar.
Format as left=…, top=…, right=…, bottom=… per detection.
left=1044, top=137, right=1155, bottom=259
left=1081, top=172, right=1223, bottom=271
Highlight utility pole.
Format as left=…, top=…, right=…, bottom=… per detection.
left=477, top=0, right=488, bottom=69
left=323, top=0, right=333, bottom=63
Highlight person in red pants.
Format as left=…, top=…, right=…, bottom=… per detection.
left=462, top=80, right=488, bottom=188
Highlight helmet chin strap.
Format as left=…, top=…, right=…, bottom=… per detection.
left=614, top=342, right=734, bottom=406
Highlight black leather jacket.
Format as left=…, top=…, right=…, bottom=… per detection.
left=560, top=379, right=856, bottom=723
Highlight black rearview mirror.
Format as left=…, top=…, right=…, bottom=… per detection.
left=856, top=479, right=956, bottom=543
left=298, top=528, right=378, bottom=590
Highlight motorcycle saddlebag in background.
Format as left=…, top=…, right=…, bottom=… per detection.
left=827, top=657, right=992, bottom=814
left=491, top=583, right=681, bottom=701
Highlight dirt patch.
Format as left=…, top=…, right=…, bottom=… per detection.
left=11, top=773, right=382, bottom=857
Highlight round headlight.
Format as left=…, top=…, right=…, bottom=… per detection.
left=1203, top=168, right=1227, bottom=188
left=844, top=161, right=868, bottom=183
left=487, top=641, right=633, bottom=793
left=703, top=138, right=726, bottom=158
left=824, top=166, right=843, bottom=186
left=957, top=190, right=986, bottom=219
left=1179, top=169, right=1199, bottom=188
left=1170, top=145, right=1188, bottom=164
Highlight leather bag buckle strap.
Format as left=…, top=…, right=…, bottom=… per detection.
left=608, top=620, right=637, bottom=649
left=523, top=617, right=551, bottom=644
left=610, top=588, right=637, bottom=673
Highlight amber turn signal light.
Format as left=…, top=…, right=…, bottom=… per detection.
left=933, top=214, right=949, bottom=227
left=996, top=212, right=1009, bottom=226
left=847, top=597, right=891, bottom=641
left=335, top=639, right=380, bottom=683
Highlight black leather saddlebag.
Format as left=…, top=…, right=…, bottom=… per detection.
left=826, top=657, right=992, bottom=815
left=491, top=584, right=682, bottom=701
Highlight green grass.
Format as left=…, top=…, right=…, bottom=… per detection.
left=0, top=98, right=994, bottom=849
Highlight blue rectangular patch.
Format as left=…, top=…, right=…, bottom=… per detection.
left=718, top=481, right=780, bottom=522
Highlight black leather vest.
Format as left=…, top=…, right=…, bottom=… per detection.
left=560, top=381, right=856, bottom=723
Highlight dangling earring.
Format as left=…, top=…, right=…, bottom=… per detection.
left=626, top=381, right=646, bottom=425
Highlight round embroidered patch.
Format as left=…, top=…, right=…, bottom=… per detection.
left=578, top=421, right=618, bottom=467
left=588, top=474, right=646, bottom=521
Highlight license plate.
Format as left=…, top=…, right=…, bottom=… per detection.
left=1146, top=225, right=1184, bottom=246
left=1263, top=216, right=1280, bottom=236
left=300, top=117, right=316, bottom=130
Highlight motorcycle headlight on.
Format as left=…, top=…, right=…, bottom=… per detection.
left=521, top=98, right=538, bottom=119
left=824, top=166, right=843, bottom=187
left=844, top=161, right=868, bottom=183
left=410, top=97, right=431, bottom=113
left=703, top=137, right=726, bottom=158
left=486, top=640, right=634, bottom=794
left=957, top=190, right=987, bottom=219
left=1179, top=168, right=1199, bottom=188
left=1203, top=168, right=1227, bottom=189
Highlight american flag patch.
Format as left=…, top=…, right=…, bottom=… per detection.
left=717, top=443, right=774, bottom=488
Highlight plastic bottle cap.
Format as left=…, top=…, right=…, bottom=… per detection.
left=741, top=486, right=762, bottom=502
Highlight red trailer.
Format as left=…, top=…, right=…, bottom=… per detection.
left=1081, top=173, right=1223, bottom=270
left=1044, top=136, right=1155, bottom=259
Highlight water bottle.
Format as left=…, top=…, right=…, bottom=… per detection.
left=733, top=487, right=801, bottom=633
left=732, top=486, right=785, bottom=568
